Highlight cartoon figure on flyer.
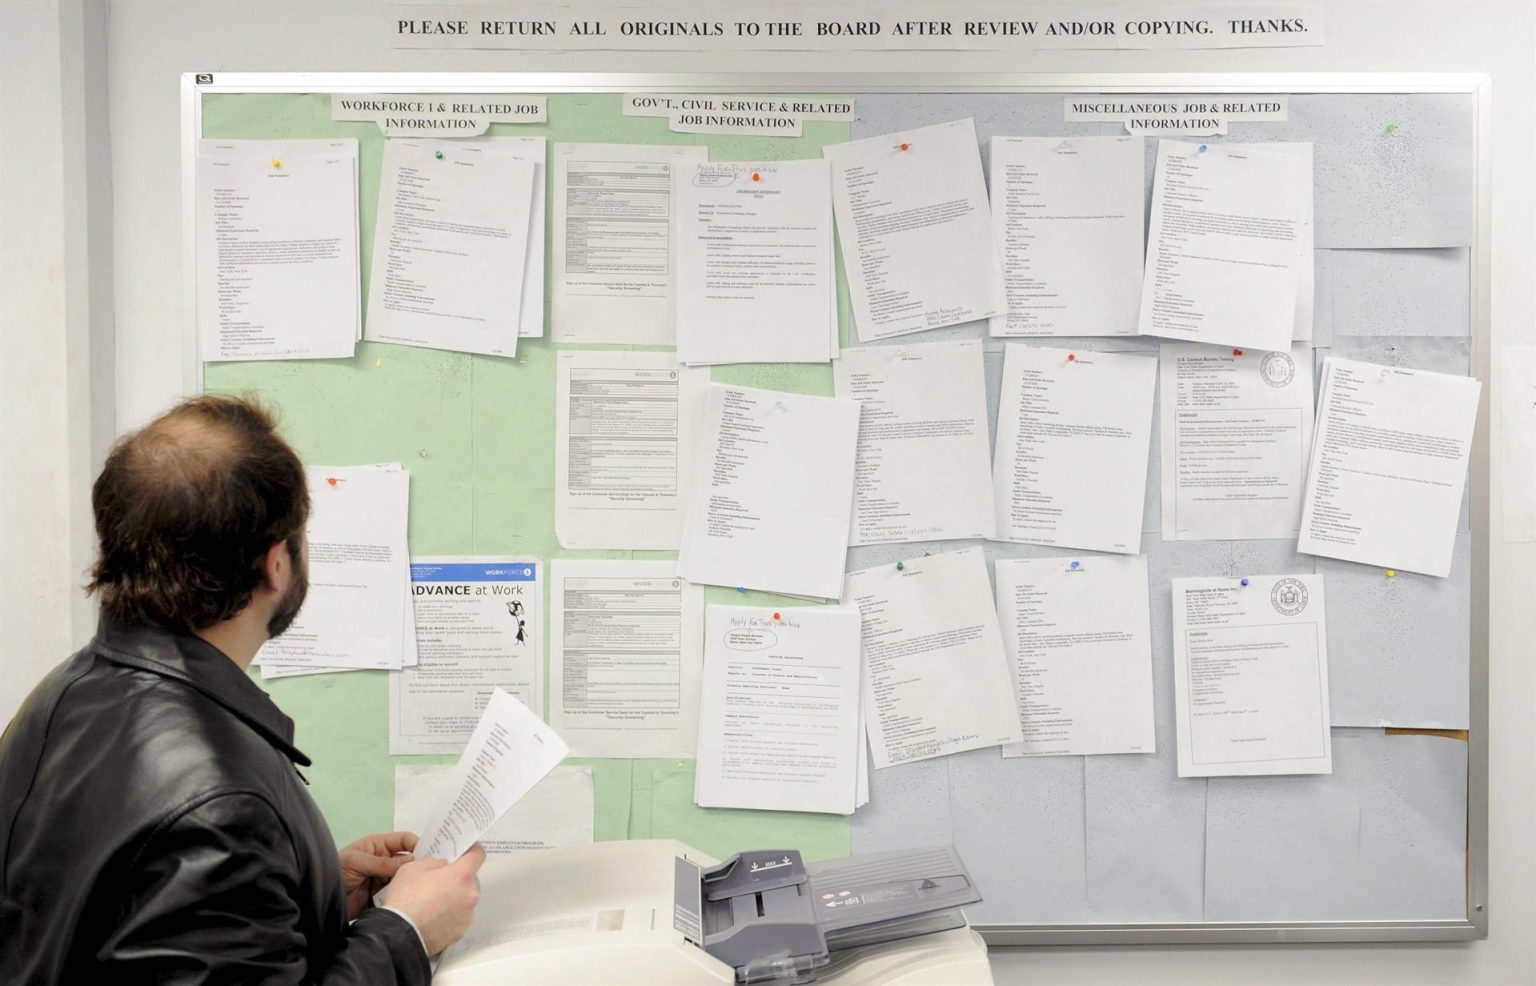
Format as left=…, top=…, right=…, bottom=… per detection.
left=504, top=599, right=527, bottom=644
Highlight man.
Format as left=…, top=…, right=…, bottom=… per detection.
left=0, top=395, right=482, bottom=984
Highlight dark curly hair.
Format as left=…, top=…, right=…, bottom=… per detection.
left=86, top=395, right=309, bottom=632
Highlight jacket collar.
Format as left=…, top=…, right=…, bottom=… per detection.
left=91, top=618, right=312, bottom=767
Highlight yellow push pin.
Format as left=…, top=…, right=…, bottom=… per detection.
left=271, top=158, right=281, bottom=169
left=1385, top=569, right=1397, bottom=578
left=375, top=356, right=382, bottom=368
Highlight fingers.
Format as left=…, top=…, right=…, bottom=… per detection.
left=360, top=830, right=418, bottom=855
left=351, top=851, right=414, bottom=878
left=453, top=842, right=488, bottom=872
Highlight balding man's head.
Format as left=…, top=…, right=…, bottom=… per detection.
left=88, top=395, right=309, bottom=632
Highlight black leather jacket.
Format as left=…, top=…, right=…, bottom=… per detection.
left=0, top=620, right=430, bottom=985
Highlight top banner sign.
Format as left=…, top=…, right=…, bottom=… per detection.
left=385, top=4, right=1324, bottom=51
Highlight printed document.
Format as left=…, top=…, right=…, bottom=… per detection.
left=256, top=465, right=409, bottom=672
left=675, top=160, right=836, bottom=365
left=992, top=345, right=1156, bottom=554
left=552, top=142, right=710, bottom=344
left=678, top=385, right=859, bottom=599
left=1225, top=142, right=1315, bottom=341
left=1139, top=140, right=1307, bottom=352
left=824, top=118, right=1006, bottom=340
left=415, top=688, right=570, bottom=862
left=195, top=139, right=359, bottom=361
left=1173, top=575, right=1332, bottom=777
left=396, top=764, right=593, bottom=855
left=844, top=548, right=1023, bottom=768
left=694, top=605, right=863, bottom=815
left=1298, top=357, right=1481, bottom=577
left=365, top=138, right=534, bottom=357
left=389, top=558, right=542, bottom=755
left=1160, top=343, right=1315, bottom=540
left=548, top=560, right=706, bottom=758
left=555, top=351, right=709, bottom=550
left=834, top=340, right=995, bottom=545
left=988, top=136, right=1143, bottom=337
left=996, top=556, right=1155, bottom=757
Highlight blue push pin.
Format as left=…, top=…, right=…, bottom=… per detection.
left=1198, top=144, right=1208, bottom=153
left=1240, top=578, right=1250, bottom=587
left=1070, top=560, right=1081, bottom=571
left=736, top=586, right=746, bottom=594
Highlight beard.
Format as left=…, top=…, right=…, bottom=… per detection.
left=266, top=537, right=309, bottom=639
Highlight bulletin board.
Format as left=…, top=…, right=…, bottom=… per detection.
left=182, top=72, right=1491, bottom=944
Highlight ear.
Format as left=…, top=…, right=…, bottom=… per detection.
left=259, top=540, right=291, bottom=594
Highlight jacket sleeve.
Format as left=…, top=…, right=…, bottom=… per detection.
left=98, top=791, right=432, bottom=986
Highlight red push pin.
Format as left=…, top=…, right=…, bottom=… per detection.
left=899, top=142, right=910, bottom=151
left=326, top=477, right=338, bottom=487
left=751, top=172, right=761, bottom=182
left=1232, top=348, right=1244, bottom=357
left=1067, top=353, right=1076, bottom=362
left=773, top=611, right=782, bottom=621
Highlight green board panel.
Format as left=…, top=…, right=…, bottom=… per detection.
left=202, top=92, right=852, bottom=859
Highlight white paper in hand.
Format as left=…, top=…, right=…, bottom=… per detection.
left=415, top=688, right=570, bottom=862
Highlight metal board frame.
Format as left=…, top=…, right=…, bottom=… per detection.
left=180, top=71, right=1492, bottom=945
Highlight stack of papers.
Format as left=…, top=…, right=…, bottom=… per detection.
left=388, top=557, right=543, bottom=755
left=365, top=138, right=540, bottom=357
left=552, top=142, right=710, bottom=345
left=1139, top=140, right=1313, bottom=351
left=1298, top=357, right=1481, bottom=576
left=396, top=763, right=593, bottom=856
left=258, top=464, right=412, bottom=677
left=834, top=340, right=995, bottom=545
left=1172, top=574, right=1332, bottom=777
left=195, top=138, right=361, bottom=362
left=677, top=384, right=859, bottom=599
left=988, top=135, right=1144, bottom=338
left=992, top=344, right=1157, bottom=554
left=674, top=160, right=837, bottom=365
left=824, top=118, right=1006, bottom=340
left=694, top=605, right=864, bottom=815
left=844, top=548, right=1022, bottom=768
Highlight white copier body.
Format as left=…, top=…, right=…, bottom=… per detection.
left=432, top=839, right=993, bottom=985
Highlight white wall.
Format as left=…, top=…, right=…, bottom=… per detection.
left=0, top=0, right=113, bottom=722
left=15, top=0, right=1536, bottom=980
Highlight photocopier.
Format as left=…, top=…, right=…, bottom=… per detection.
left=432, top=839, right=994, bottom=985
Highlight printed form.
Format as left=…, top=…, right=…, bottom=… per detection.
left=824, top=118, right=1006, bottom=340
left=694, top=605, right=863, bottom=815
left=834, top=340, right=995, bottom=546
left=413, top=688, right=570, bottom=862
left=1160, top=343, right=1315, bottom=540
left=1173, top=574, right=1332, bottom=777
left=674, top=160, right=836, bottom=365
left=992, top=345, right=1156, bottom=554
left=555, top=351, right=709, bottom=551
left=552, top=142, right=709, bottom=345
left=1299, top=357, right=1480, bottom=576
left=844, top=548, right=1023, bottom=769
left=1139, top=140, right=1308, bottom=352
left=195, top=139, right=359, bottom=361
left=678, top=385, right=859, bottom=600
left=365, top=138, right=534, bottom=357
left=256, top=464, right=410, bottom=673
left=996, top=556, right=1155, bottom=758
left=548, top=560, right=706, bottom=759
left=388, top=558, right=542, bottom=755
left=988, top=135, right=1144, bottom=337
left=395, top=764, right=593, bottom=855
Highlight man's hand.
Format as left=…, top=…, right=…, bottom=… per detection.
left=376, top=842, right=487, bottom=955
left=339, top=831, right=418, bottom=920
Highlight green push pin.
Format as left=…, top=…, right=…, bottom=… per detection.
left=895, top=561, right=905, bottom=571
left=434, top=149, right=444, bottom=159
left=1385, top=123, right=1398, bottom=134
